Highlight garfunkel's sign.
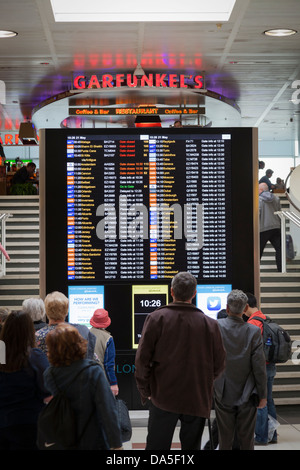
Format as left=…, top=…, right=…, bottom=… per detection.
left=73, top=73, right=204, bottom=90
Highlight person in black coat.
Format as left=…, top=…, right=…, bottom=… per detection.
left=0, top=311, right=50, bottom=450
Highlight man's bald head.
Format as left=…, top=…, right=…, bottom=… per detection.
left=259, top=182, right=268, bottom=194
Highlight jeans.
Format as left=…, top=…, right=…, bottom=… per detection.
left=255, top=363, right=277, bottom=444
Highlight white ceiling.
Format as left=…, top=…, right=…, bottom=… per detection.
left=0, top=0, right=300, bottom=145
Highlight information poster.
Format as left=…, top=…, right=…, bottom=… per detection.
left=68, top=285, right=104, bottom=327
left=196, top=284, right=231, bottom=320
left=132, top=285, right=169, bottom=348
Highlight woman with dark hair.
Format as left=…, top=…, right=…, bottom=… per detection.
left=0, top=311, right=50, bottom=450
left=43, top=323, right=122, bottom=450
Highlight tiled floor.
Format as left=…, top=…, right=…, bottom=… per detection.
left=124, top=406, right=300, bottom=451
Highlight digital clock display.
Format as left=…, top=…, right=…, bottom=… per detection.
left=132, top=285, right=169, bottom=348
left=137, top=296, right=164, bottom=310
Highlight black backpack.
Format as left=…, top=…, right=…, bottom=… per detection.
left=252, top=316, right=292, bottom=364
left=37, top=364, right=94, bottom=450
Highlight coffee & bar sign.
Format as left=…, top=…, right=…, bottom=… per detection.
left=73, top=73, right=204, bottom=90
left=69, top=107, right=205, bottom=116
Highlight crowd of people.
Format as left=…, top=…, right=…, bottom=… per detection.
left=0, top=293, right=122, bottom=450
left=0, top=271, right=277, bottom=451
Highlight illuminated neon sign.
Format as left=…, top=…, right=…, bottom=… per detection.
left=0, top=134, right=20, bottom=145
left=73, top=73, right=204, bottom=90
left=69, top=107, right=205, bottom=116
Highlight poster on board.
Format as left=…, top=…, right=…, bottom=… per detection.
left=68, top=285, right=104, bottom=327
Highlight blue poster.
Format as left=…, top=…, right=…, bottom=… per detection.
left=68, top=285, right=104, bottom=327
left=196, top=284, right=231, bottom=320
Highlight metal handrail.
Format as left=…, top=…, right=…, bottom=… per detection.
left=0, top=212, right=12, bottom=278
left=275, top=210, right=300, bottom=273
left=275, top=210, right=300, bottom=228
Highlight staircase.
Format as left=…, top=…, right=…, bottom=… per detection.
left=0, top=195, right=40, bottom=311
left=260, top=193, right=300, bottom=405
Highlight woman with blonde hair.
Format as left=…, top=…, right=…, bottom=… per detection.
left=36, top=291, right=96, bottom=359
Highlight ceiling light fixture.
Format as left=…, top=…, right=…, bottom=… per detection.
left=133, top=64, right=145, bottom=78
left=0, top=30, right=18, bottom=38
left=264, top=28, right=297, bottom=37
left=50, top=0, right=236, bottom=22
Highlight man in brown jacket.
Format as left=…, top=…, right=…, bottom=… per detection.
left=135, top=271, right=226, bottom=450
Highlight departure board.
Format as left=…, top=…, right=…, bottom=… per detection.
left=41, top=127, right=258, bottom=352
left=65, top=132, right=231, bottom=282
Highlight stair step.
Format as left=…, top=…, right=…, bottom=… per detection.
left=273, top=384, right=300, bottom=392
left=0, top=210, right=39, bottom=215
left=261, top=272, right=300, bottom=277
left=274, top=398, right=300, bottom=405
left=6, top=267, right=39, bottom=272
left=4, top=274, right=40, bottom=279
left=275, top=371, right=300, bottom=379
left=268, top=314, right=300, bottom=320
left=6, top=241, right=39, bottom=246
left=7, top=234, right=39, bottom=238
left=7, top=218, right=39, bottom=222
left=269, top=324, right=300, bottom=330
left=7, top=259, right=39, bottom=264
left=261, top=282, right=300, bottom=287
left=261, top=303, right=300, bottom=308
left=261, top=292, right=300, bottom=298
left=0, top=204, right=39, bottom=209
left=277, top=360, right=299, bottom=367
left=8, top=250, right=39, bottom=255
left=0, top=295, right=40, bottom=300
left=0, top=285, right=40, bottom=290
left=7, top=225, right=39, bottom=230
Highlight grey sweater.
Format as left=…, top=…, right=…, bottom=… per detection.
left=259, top=190, right=281, bottom=232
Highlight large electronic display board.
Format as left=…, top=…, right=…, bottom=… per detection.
left=40, top=127, right=258, bottom=352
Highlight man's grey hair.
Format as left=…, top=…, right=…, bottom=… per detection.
left=22, top=298, right=46, bottom=322
left=227, top=289, right=248, bottom=314
left=171, top=271, right=197, bottom=301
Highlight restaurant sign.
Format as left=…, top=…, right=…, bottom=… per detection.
left=73, top=73, right=204, bottom=90
left=69, top=107, right=205, bottom=116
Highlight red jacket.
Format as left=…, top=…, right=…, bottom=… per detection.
left=248, top=310, right=269, bottom=363
left=248, top=310, right=266, bottom=334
